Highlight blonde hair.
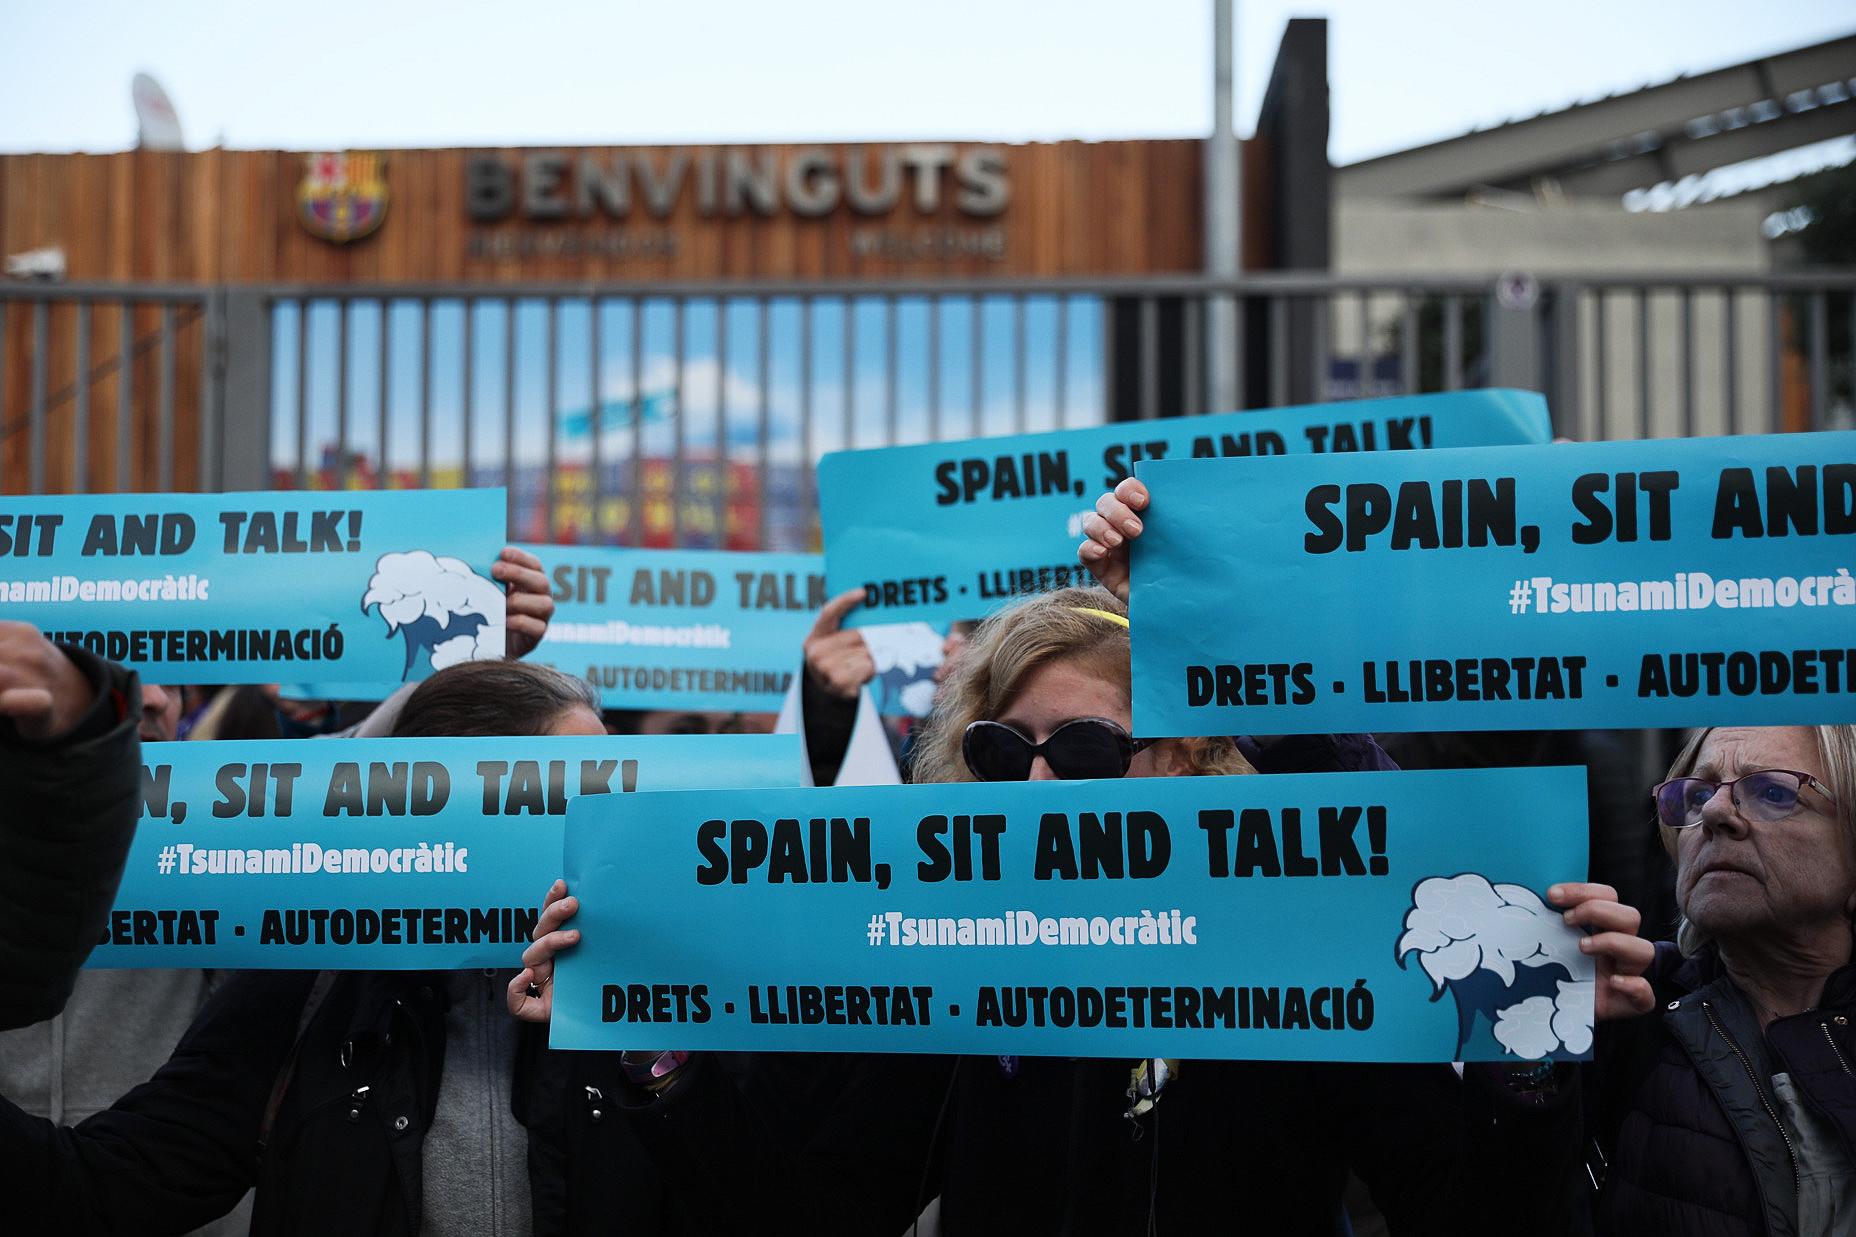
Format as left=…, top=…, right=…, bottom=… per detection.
left=908, top=587, right=1255, bottom=785
left=1660, top=724, right=1856, bottom=955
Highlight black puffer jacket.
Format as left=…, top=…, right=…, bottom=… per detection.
left=1589, top=942, right=1856, bottom=1237
left=0, top=644, right=141, bottom=1030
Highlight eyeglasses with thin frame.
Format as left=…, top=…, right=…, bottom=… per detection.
left=962, top=717, right=1153, bottom=782
left=1651, top=768, right=1839, bottom=831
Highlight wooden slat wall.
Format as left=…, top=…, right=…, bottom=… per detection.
left=0, top=139, right=1237, bottom=492
left=0, top=140, right=1212, bottom=285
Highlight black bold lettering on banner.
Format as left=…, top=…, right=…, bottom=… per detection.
left=629, top=568, right=715, bottom=606
left=917, top=813, right=1006, bottom=882
left=0, top=513, right=63, bottom=556
left=693, top=817, right=873, bottom=884
left=141, top=764, right=172, bottom=820
left=80, top=513, right=195, bottom=557
left=1713, top=465, right=1854, bottom=539
left=934, top=451, right=1074, bottom=505
left=1101, top=441, right=1168, bottom=486
left=550, top=564, right=614, bottom=604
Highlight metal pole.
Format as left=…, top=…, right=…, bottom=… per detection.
left=1203, top=0, right=1240, bottom=411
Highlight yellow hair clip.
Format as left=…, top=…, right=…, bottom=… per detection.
left=1069, top=606, right=1130, bottom=629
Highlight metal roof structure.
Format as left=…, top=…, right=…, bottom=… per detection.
left=1338, top=33, right=1855, bottom=200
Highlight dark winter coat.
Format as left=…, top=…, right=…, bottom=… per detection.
left=0, top=968, right=703, bottom=1236
left=0, top=645, right=141, bottom=1030
left=1589, top=941, right=1856, bottom=1237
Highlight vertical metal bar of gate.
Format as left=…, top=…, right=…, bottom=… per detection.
left=755, top=296, right=771, bottom=547
left=1269, top=297, right=1288, bottom=407
left=73, top=302, right=91, bottom=493
left=588, top=298, right=602, bottom=543
left=1311, top=295, right=1331, bottom=405
left=118, top=301, right=134, bottom=489
left=502, top=299, right=517, bottom=527
left=1679, top=289, right=1694, bottom=438
left=798, top=299, right=812, bottom=538
left=1637, top=290, right=1652, bottom=439
left=671, top=297, right=686, bottom=547
left=198, top=294, right=223, bottom=492
left=543, top=297, right=559, bottom=541
left=1356, top=291, right=1372, bottom=399
left=28, top=302, right=47, bottom=494
left=1723, top=287, right=1739, bottom=434
left=157, top=304, right=175, bottom=492
left=1592, top=292, right=1608, bottom=438
left=884, top=295, right=899, bottom=446
left=1012, top=295, right=1027, bottom=432
left=970, top=296, right=982, bottom=437
left=462, top=299, right=476, bottom=491
left=1401, top=293, right=1418, bottom=396
left=1767, top=289, right=1783, bottom=435
left=799, top=298, right=814, bottom=543
left=715, top=297, right=730, bottom=547
left=630, top=298, right=645, bottom=547
left=1061, top=295, right=1076, bottom=427
left=294, top=300, right=309, bottom=489
left=418, top=298, right=434, bottom=490
left=1182, top=295, right=1201, bottom=418
left=841, top=296, right=855, bottom=454
left=1443, top=294, right=1463, bottom=393
left=1809, top=290, right=1828, bottom=431
left=927, top=297, right=941, bottom=442
left=334, top=300, right=350, bottom=489
left=379, top=299, right=393, bottom=491
left=1139, top=296, right=1158, bottom=420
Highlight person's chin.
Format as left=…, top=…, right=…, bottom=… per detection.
left=1684, top=888, right=1769, bottom=938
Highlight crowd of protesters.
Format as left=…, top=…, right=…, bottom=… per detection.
left=1, top=476, right=1850, bottom=1237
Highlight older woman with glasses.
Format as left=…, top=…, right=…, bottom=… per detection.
left=1582, top=724, right=1856, bottom=1237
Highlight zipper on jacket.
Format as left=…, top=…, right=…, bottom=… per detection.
left=1822, top=1021, right=1855, bottom=1076
left=1702, top=1000, right=1800, bottom=1197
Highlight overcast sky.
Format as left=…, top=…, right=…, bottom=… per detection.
left=2, top=1, right=1851, bottom=164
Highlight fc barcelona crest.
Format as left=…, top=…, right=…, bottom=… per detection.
left=297, top=152, right=388, bottom=244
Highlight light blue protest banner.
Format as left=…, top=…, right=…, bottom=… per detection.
left=1129, top=431, right=1856, bottom=736
left=521, top=544, right=823, bottom=713
left=0, top=489, right=508, bottom=686
left=819, top=390, right=1551, bottom=626
left=552, top=767, right=1594, bottom=1062
left=522, top=544, right=946, bottom=717
left=91, top=733, right=800, bottom=970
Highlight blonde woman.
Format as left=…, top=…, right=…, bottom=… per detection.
left=517, top=586, right=1489, bottom=1234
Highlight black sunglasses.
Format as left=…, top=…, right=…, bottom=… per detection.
left=962, top=717, right=1152, bottom=782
